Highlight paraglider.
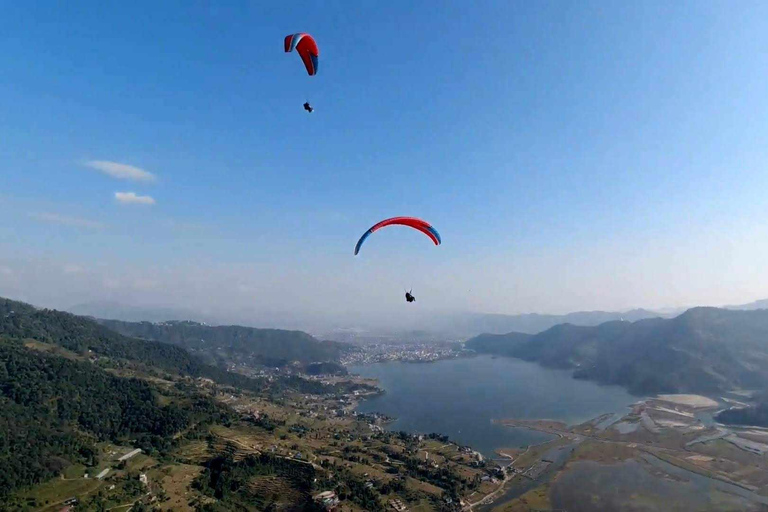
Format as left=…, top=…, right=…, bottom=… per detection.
left=284, top=33, right=319, bottom=75
left=285, top=33, right=319, bottom=111
left=405, top=289, right=416, bottom=303
left=354, top=217, right=441, bottom=256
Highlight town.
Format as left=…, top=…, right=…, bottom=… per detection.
left=341, top=340, right=471, bottom=365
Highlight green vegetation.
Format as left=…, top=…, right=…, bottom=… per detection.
left=304, top=361, right=348, bottom=376
left=0, top=297, right=359, bottom=397
left=1, top=298, right=198, bottom=373
left=463, top=332, right=532, bottom=357
left=193, top=454, right=318, bottom=511
left=99, top=318, right=349, bottom=366
left=280, top=375, right=374, bottom=396
left=467, top=307, right=768, bottom=394
left=0, top=340, right=231, bottom=500
left=446, top=309, right=661, bottom=336
left=72, top=472, right=148, bottom=511
left=0, top=296, right=489, bottom=511
left=317, top=462, right=387, bottom=511
left=1, top=298, right=279, bottom=395
left=0, top=396, right=92, bottom=502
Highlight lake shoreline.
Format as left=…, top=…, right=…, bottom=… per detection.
left=350, top=354, right=635, bottom=458
left=349, top=356, right=768, bottom=510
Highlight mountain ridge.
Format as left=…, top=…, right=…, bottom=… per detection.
left=69, top=297, right=768, bottom=336
left=466, top=306, right=768, bottom=395
left=97, top=318, right=349, bottom=367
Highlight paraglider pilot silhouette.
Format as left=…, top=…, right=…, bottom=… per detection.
left=405, top=290, right=416, bottom=303
left=285, top=33, right=319, bottom=112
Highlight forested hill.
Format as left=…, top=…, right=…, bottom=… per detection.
left=98, top=318, right=349, bottom=366
left=462, top=332, right=533, bottom=356
left=466, top=307, right=768, bottom=395
left=440, top=308, right=663, bottom=335
left=0, top=297, right=274, bottom=393
left=1, top=298, right=197, bottom=371
left=0, top=297, right=369, bottom=500
left=0, top=324, right=233, bottom=499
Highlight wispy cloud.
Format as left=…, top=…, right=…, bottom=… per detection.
left=84, top=160, right=156, bottom=182
left=29, top=212, right=105, bottom=229
left=115, top=192, right=156, bottom=205
left=63, top=264, right=85, bottom=274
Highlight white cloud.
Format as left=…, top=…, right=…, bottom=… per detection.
left=0, top=266, right=12, bottom=276
left=84, top=160, right=156, bottom=182
left=30, top=212, right=105, bottom=229
left=63, top=264, right=85, bottom=274
left=115, top=192, right=156, bottom=205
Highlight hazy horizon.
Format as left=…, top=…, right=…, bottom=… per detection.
left=0, top=285, right=760, bottom=335
left=4, top=2, right=768, bottom=331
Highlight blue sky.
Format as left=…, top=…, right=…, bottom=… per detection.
left=3, top=1, right=768, bottom=326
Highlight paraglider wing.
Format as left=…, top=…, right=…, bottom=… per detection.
left=354, top=217, right=441, bottom=255
left=284, top=33, right=319, bottom=76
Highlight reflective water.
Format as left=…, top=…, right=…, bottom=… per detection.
left=350, top=355, right=636, bottom=457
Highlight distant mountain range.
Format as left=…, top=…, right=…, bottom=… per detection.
left=435, top=308, right=666, bottom=336
left=69, top=297, right=768, bottom=340
left=724, top=298, right=768, bottom=311
left=98, top=318, right=350, bottom=367
left=68, top=301, right=215, bottom=324
left=437, top=297, right=768, bottom=336
left=466, top=307, right=768, bottom=395
left=67, top=300, right=671, bottom=337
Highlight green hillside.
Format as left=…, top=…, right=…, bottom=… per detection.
left=99, top=318, right=349, bottom=366
left=0, top=339, right=230, bottom=500
left=466, top=307, right=768, bottom=395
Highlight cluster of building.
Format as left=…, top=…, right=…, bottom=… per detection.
left=58, top=497, right=78, bottom=512
left=313, top=490, right=340, bottom=510
left=341, top=341, right=467, bottom=365
left=389, top=497, right=407, bottom=511
left=458, top=445, right=485, bottom=463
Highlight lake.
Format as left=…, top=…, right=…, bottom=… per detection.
left=350, top=355, right=636, bottom=458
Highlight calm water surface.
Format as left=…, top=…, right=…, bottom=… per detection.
left=350, top=355, right=636, bottom=457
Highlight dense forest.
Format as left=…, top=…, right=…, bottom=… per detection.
left=0, top=298, right=348, bottom=396
left=193, top=454, right=319, bottom=511
left=0, top=340, right=230, bottom=499
left=466, top=307, right=768, bottom=395
left=280, top=375, right=374, bottom=396
left=0, top=397, right=93, bottom=501
left=1, top=298, right=211, bottom=374
left=99, top=318, right=349, bottom=366
left=193, top=452, right=406, bottom=512
left=0, top=297, right=365, bottom=501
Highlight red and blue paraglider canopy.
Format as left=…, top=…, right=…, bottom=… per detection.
left=354, top=217, right=442, bottom=256
left=284, top=33, right=319, bottom=76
